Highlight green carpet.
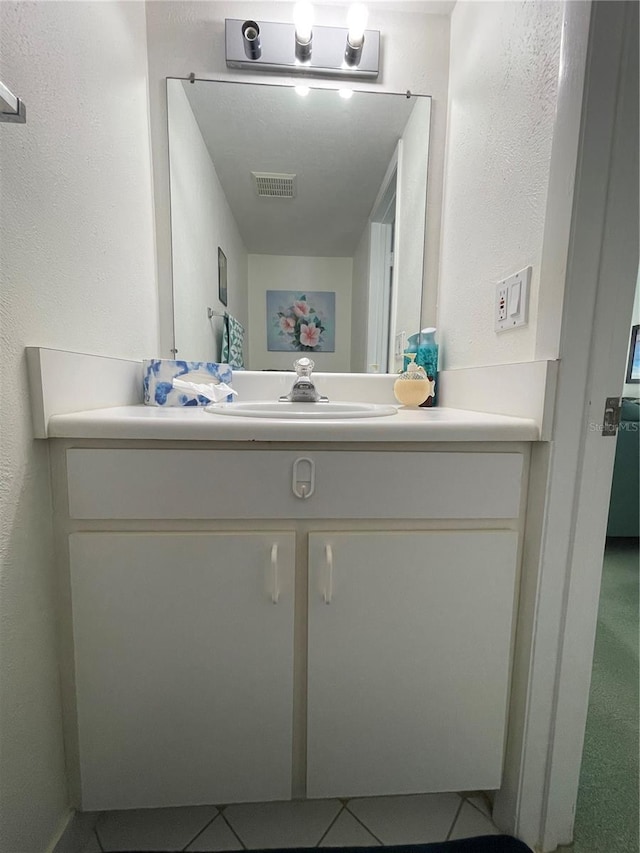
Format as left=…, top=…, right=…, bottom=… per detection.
left=572, top=538, right=639, bottom=853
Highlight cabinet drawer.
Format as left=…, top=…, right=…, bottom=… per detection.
left=67, top=449, right=523, bottom=520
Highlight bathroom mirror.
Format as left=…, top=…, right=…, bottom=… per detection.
left=167, top=77, right=431, bottom=372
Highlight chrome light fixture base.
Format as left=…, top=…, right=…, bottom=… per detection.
left=295, top=33, right=313, bottom=64
left=344, top=38, right=364, bottom=68
left=241, top=20, right=262, bottom=60
left=225, top=19, right=380, bottom=79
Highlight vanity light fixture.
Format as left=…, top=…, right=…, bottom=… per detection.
left=294, top=2, right=314, bottom=63
left=241, top=20, right=262, bottom=60
left=345, top=4, right=368, bottom=67
left=225, top=4, right=379, bottom=79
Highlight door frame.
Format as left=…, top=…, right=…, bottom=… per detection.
left=366, top=142, right=402, bottom=373
left=367, top=218, right=394, bottom=372
left=494, top=2, right=639, bottom=849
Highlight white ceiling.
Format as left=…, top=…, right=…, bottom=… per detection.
left=182, top=80, right=428, bottom=256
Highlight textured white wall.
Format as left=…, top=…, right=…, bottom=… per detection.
left=248, top=255, right=352, bottom=371
left=0, top=2, right=157, bottom=850
left=437, top=1, right=564, bottom=369
left=168, top=82, right=248, bottom=362
left=145, top=1, right=450, bottom=361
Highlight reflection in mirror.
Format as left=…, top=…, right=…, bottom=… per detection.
left=167, top=78, right=431, bottom=372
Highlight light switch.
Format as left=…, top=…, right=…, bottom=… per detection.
left=509, top=281, right=521, bottom=317
left=495, top=267, right=531, bottom=332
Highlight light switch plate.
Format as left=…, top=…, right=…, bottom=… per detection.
left=495, top=266, right=531, bottom=332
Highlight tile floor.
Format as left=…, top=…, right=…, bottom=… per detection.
left=80, top=793, right=500, bottom=852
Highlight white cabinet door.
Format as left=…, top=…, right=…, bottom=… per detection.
left=307, top=530, right=518, bottom=798
left=70, top=532, right=295, bottom=810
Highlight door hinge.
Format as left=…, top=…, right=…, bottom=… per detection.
left=602, top=396, right=621, bottom=437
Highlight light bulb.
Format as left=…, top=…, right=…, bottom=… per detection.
left=339, top=88, right=354, bottom=100
left=295, top=85, right=310, bottom=97
left=347, top=3, right=368, bottom=48
left=294, top=2, right=314, bottom=45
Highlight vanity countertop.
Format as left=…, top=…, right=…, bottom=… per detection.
left=47, top=404, right=539, bottom=442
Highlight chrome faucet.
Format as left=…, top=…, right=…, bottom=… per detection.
left=279, top=358, right=328, bottom=403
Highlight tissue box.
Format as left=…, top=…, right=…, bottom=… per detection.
left=143, top=359, right=233, bottom=406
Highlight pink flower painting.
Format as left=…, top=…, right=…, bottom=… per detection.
left=279, top=315, right=296, bottom=334
left=299, top=322, right=320, bottom=348
left=293, top=300, right=310, bottom=318
left=267, top=291, right=336, bottom=353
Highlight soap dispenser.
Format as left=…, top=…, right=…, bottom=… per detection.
left=402, top=333, right=420, bottom=371
left=393, top=354, right=434, bottom=408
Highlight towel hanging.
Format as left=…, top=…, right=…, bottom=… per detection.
left=221, top=312, right=245, bottom=369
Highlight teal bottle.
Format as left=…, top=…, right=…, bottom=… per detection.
left=402, top=332, right=420, bottom=371
left=416, top=327, right=438, bottom=406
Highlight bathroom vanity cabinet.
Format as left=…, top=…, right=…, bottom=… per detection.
left=52, top=442, right=528, bottom=812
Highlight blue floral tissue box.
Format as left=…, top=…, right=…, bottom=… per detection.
left=143, top=359, right=233, bottom=406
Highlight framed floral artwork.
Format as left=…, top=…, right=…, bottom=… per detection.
left=266, top=290, right=336, bottom=352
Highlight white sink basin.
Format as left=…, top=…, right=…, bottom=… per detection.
left=205, top=400, right=398, bottom=420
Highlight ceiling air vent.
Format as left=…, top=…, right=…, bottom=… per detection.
left=252, top=172, right=297, bottom=199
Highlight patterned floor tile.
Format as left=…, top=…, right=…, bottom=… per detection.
left=466, top=794, right=492, bottom=818
left=224, top=799, right=341, bottom=849
left=80, top=831, right=102, bottom=853
left=96, top=805, right=218, bottom=851
left=319, top=809, right=381, bottom=847
left=347, top=793, right=462, bottom=845
left=186, top=814, right=243, bottom=851
left=449, top=801, right=501, bottom=840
